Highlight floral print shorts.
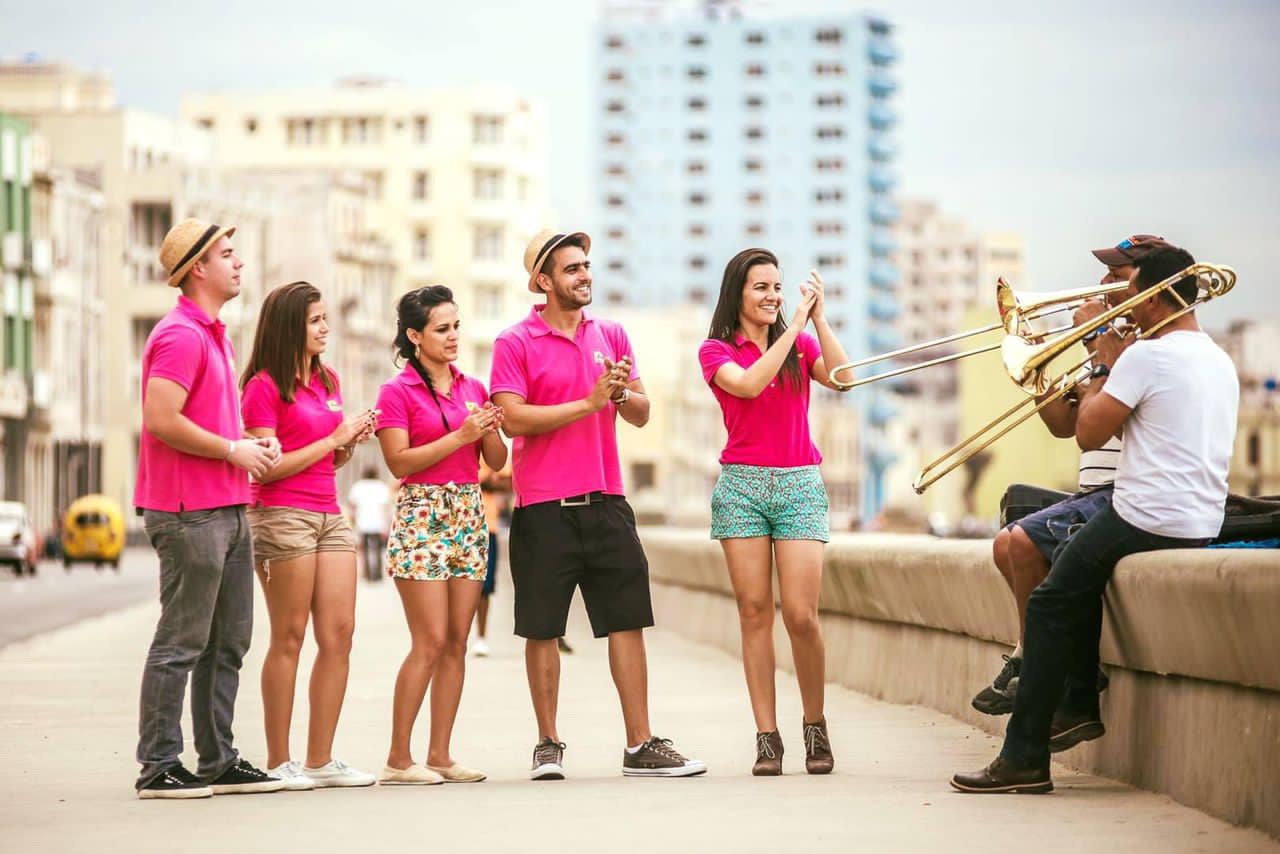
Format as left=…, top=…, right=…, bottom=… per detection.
left=386, top=483, right=489, bottom=581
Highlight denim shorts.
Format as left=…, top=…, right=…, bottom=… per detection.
left=711, top=464, right=830, bottom=542
left=1007, top=484, right=1114, bottom=563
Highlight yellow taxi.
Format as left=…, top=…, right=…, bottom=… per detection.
left=62, top=494, right=126, bottom=571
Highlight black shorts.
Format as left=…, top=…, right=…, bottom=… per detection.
left=508, top=493, right=654, bottom=640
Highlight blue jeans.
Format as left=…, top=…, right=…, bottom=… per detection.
left=1001, top=503, right=1209, bottom=766
left=136, top=506, right=253, bottom=788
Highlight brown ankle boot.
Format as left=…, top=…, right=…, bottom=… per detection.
left=752, top=730, right=783, bottom=776
left=803, top=718, right=834, bottom=774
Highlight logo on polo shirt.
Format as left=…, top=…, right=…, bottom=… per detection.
left=594, top=351, right=605, bottom=366
left=327, top=399, right=341, bottom=411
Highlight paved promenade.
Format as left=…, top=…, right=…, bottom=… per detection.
left=1, top=562, right=1275, bottom=853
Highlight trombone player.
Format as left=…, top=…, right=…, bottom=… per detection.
left=952, top=244, right=1239, bottom=794
left=973, top=236, right=1169, bottom=718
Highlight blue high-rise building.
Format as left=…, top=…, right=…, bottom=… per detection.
left=593, top=2, right=901, bottom=521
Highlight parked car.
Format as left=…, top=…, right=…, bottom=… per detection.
left=61, top=494, right=126, bottom=571
left=0, top=501, right=38, bottom=576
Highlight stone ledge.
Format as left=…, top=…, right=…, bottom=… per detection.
left=642, top=529, right=1280, bottom=695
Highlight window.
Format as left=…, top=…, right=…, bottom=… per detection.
left=342, top=117, right=380, bottom=144
left=473, top=225, right=504, bottom=260
left=688, top=256, right=707, bottom=270
left=472, top=115, right=504, bottom=144
left=816, top=93, right=844, bottom=108
left=687, top=66, right=708, bottom=79
left=605, top=35, right=624, bottom=49
left=363, top=171, right=383, bottom=199
left=476, top=283, right=503, bottom=317
left=606, top=69, right=625, bottom=82
left=688, top=223, right=707, bottom=238
left=606, top=163, right=626, bottom=177
left=473, top=168, right=502, bottom=200
left=687, top=128, right=708, bottom=143
left=130, top=203, right=172, bottom=249
left=606, top=100, right=626, bottom=114
left=688, top=192, right=708, bottom=205
left=414, top=229, right=431, bottom=261
left=744, top=94, right=765, bottom=109
left=411, top=171, right=429, bottom=201
left=745, top=31, right=766, bottom=44
left=688, top=289, right=709, bottom=305
left=744, top=158, right=764, bottom=173
left=606, top=194, right=625, bottom=208
left=816, top=126, right=845, bottom=140
left=686, top=161, right=706, bottom=175
left=686, top=34, right=706, bottom=47
left=744, top=126, right=765, bottom=140
left=196, top=117, right=214, bottom=129
left=244, top=117, right=258, bottom=134
left=606, top=132, right=626, bottom=146
left=745, top=190, right=765, bottom=205
left=745, top=222, right=764, bottom=237
left=608, top=259, right=626, bottom=272
left=412, top=115, right=430, bottom=143
left=816, top=157, right=845, bottom=171
left=286, top=118, right=324, bottom=146
left=817, top=254, right=845, bottom=268
left=745, top=63, right=766, bottom=77
left=814, top=188, right=844, bottom=203
left=814, top=62, right=845, bottom=76
left=607, top=291, right=627, bottom=306
left=687, top=97, right=707, bottom=111
left=607, top=227, right=625, bottom=240
left=815, top=28, right=843, bottom=44
left=814, top=221, right=845, bottom=236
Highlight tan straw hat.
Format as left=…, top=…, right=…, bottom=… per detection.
left=159, top=218, right=237, bottom=287
left=523, top=229, right=591, bottom=293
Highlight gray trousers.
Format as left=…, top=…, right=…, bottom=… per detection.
left=136, top=506, right=253, bottom=788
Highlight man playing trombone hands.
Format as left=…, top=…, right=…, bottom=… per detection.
left=973, top=236, right=1168, bottom=718
left=952, top=245, right=1239, bottom=794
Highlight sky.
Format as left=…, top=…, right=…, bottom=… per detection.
left=3, top=0, right=1278, bottom=326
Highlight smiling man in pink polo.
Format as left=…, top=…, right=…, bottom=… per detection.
left=491, top=229, right=706, bottom=781
left=133, top=219, right=284, bottom=800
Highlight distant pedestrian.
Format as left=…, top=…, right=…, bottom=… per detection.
left=349, top=467, right=392, bottom=581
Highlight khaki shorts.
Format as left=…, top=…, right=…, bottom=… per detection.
left=247, top=505, right=356, bottom=565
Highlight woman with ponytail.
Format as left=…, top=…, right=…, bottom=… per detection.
left=375, top=286, right=508, bottom=786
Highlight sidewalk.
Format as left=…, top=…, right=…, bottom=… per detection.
left=1, top=564, right=1274, bottom=853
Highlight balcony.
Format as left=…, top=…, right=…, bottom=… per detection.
left=868, top=103, right=897, bottom=131
left=868, top=71, right=898, bottom=98
left=866, top=397, right=899, bottom=428
left=869, top=262, right=900, bottom=290
left=868, top=37, right=898, bottom=66
left=869, top=326, right=902, bottom=355
left=868, top=166, right=897, bottom=193
left=869, top=198, right=900, bottom=226
left=0, top=370, right=28, bottom=419
left=869, top=229, right=898, bottom=257
left=1, top=232, right=21, bottom=272
left=29, top=237, right=52, bottom=277
left=869, top=295, right=900, bottom=322
left=868, top=135, right=897, bottom=162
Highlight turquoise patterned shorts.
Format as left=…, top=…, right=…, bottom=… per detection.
left=710, top=464, right=830, bottom=542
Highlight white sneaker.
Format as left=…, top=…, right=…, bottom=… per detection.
left=302, top=759, right=376, bottom=788
left=471, top=638, right=490, bottom=657
left=268, top=761, right=317, bottom=791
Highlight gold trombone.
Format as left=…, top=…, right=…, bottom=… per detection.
left=827, top=278, right=1132, bottom=390
left=912, top=263, right=1236, bottom=494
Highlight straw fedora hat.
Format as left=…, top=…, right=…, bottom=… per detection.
left=159, top=218, right=237, bottom=287
left=523, top=229, right=591, bottom=294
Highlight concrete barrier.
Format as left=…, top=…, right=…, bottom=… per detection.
left=642, top=528, right=1280, bottom=838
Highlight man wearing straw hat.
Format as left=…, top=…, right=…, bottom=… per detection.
left=490, top=229, right=706, bottom=780
left=133, top=218, right=285, bottom=799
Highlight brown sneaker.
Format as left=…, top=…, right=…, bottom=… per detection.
left=621, top=737, right=707, bottom=777
left=803, top=718, right=834, bottom=775
left=752, top=730, right=783, bottom=776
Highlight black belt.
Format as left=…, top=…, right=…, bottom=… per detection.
left=559, top=491, right=607, bottom=507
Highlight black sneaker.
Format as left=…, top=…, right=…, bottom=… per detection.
left=557, top=637, right=575, bottom=655
left=137, top=765, right=212, bottom=800
left=971, top=655, right=1021, bottom=716
left=622, top=737, right=707, bottom=778
left=1049, top=711, right=1106, bottom=753
left=209, top=758, right=287, bottom=795
left=531, top=737, right=566, bottom=781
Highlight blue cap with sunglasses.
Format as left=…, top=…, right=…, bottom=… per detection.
left=1092, top=234, right=1170, bottom=267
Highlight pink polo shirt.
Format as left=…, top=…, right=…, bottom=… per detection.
left=375, top=363, right=490, bottom=485
left=241, top=368, right=344, bottom=514
left=135, top=296, right=251, bottom=512
left=699, top=331, right=824, bottom=468
left=490, top=306, right=637, bottom=507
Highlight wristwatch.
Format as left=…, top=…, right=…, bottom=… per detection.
left=612, top=388, right=631, bottom=406
left=1089, top=363, right=1111, bottom=380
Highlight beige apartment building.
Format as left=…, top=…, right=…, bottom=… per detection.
left=181, top=80, right=551, bottom=378
left=884, top=198, right=1025, bottom=523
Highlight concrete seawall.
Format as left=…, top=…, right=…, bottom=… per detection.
left=642, top=529, right=1280, bottom=838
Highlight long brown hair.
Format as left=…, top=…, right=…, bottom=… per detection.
left=241, top=281, right=336, bottom=402
left=707, top=248, right=802, bottom=390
